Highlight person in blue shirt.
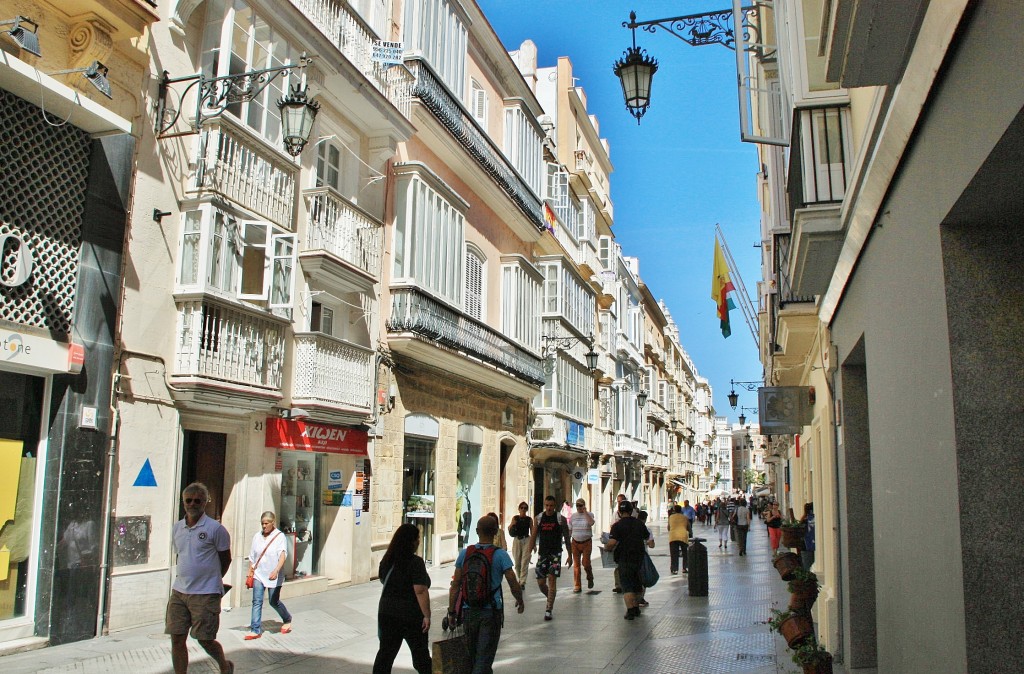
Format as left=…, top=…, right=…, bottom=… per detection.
left=801, top=502, right=816, bottom=572
left=681, top=500, right=697, bottom=536
left=448, top=516, right=524, bottom=674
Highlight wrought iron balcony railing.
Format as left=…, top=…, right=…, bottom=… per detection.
left=303, top=187, right=383, bottom=278
left=773, top=233, right=817, bottom=306
left=406, top=59, right=545, bottom=232
left=387, top=286, right=545, bottom=386
left=292, top=333, right=374, bottom=410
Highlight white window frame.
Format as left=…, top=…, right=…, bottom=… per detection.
left=471, top=79, right=487, bottom=128
left=465, top=245, right=485, bottom=321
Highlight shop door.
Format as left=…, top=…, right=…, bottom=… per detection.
left=499, top=442, right=512, bottom=526
left=180, top=431, right=226, bottom=521
left=0, top=371, right=45, bottom=634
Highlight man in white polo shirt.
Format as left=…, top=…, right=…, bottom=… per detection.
left=568, top=498, right=595, bottom=593
left=165, top=482, right=233, bottom=674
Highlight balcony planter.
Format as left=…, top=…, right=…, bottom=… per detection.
left=781, top=521, right=807, bottom=549
left=787, top=569, right=819, bottom=611
left=768, top=609, right=814, bottom=648
left=773, top=551, right=802, bottom=581
left=792, top=640, right=833, bottom=674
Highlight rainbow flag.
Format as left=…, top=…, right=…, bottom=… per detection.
left=712, top=238, right=735, bottom=338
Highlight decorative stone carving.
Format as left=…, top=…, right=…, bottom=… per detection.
left=67, top=17, right=114, bottom=70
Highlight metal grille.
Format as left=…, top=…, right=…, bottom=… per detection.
left=0, top=89, right=90, bottom=336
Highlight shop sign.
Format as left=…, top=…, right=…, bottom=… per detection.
left=265, top=418, right=368, bottom=455
left=587, top=468, right=600, bottom=484
left=1, top=329, right=77, bottom=374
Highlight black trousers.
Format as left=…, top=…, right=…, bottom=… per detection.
left=669, top=540, right=689, bottom=573
left=373, top=613, right=432, bottom=674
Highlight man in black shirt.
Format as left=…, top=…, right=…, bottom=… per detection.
left=606, top=499, right=652, bottom=620
left=527, top=495, right=567, bottom=621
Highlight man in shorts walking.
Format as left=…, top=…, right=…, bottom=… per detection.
left=166, top=482, right=233, bottom=674
left=528, top=496, right=567, bottom=621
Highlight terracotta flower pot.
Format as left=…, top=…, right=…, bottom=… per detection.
left=773, top=552, right=801, bottom=581
left=780, top=612, right=814, bottom=648
left=781, top=525, right=807, bottom=549
left=789, top=579, right=819, bottom=610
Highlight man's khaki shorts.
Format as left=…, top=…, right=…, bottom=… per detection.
left=165, top=590, right=222, bottom=640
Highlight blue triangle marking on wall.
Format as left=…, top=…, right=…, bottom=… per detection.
left=134, top=458, right=158, bottom=487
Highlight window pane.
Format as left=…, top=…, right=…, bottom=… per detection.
left=240, top=222, right=269, bottom=297
left=270, top=234, right=295, bottom=306
left=180, top=211, right=202, bottom=285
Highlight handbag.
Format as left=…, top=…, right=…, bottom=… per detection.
left=639, top=551, right=660, bottom=588
left=247, top=531, right=281, bottom=590
left=431, top=626, right=472, bottom=674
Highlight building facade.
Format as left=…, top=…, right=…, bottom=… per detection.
left=749, top=0, right=1024, bottom=671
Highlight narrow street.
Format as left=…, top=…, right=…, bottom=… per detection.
left=1, top=521, right=810, bottom=673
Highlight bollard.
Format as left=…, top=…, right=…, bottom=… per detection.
left=688, top=537, right=708, bottom=596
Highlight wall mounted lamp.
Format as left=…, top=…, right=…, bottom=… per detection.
left=49, top=61, right=112, bottom=99
left=540, top=331, right=599, bottom=374
left=727, top=378, right=761, bottom=408
left=155, top=54, right=319, bottom=157
left=1, top=16, right=40, bottom=56
left=737, top=406, right=758, bottom=426
left=614, top=5, right=761, bottom=123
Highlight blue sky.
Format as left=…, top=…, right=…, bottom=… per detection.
left=478, top=0, right=764, bottom=419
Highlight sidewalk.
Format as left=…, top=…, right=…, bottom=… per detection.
left=1, top=521, right=818, bottom=673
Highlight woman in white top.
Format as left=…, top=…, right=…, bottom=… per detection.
left=246, top=511, right=292, bottom=639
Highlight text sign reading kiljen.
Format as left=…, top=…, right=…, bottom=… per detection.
left=265, top=418, right=368, bottom=455
left=371, top=40, right=404, bottom=64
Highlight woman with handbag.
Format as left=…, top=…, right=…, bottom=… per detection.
left=765, top=502, right=784, bottom=554
left=245, top=511, right=291, bottom=640
left=373, top=523, right=432, bottom=674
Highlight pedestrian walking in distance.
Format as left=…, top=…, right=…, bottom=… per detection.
left=734, top=498, right=752, bottom=555
left=245, top=511, right=291, bottom=640
left=373, top=523, right=432, bottom=674
left=528, top=495, right=568, bottom=621
left=668, top=505, right=689, bottom=574
left=449, top=516, right=524, bottom=674
left=715, top=498, right=731, bottom=550
left=507, top=502, right=534, bottom=586
left=165, top=482, right=233, bottom=674
left=568, top=498, right=595, bottom=592
left=606, top=499, right=652, bottom=620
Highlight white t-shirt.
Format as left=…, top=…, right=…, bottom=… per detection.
left=172, top=514, right=230, bottom=595
left=249, top=528, right=289, bottom=587
left=568, top=511, right=595, bottom=541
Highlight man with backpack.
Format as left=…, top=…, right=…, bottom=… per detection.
left=448, top=515, right=524, bottom=674
left=527, top=495, right=569, bottom=621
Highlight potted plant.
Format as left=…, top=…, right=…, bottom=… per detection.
left=787, top=568, right=819, bottom=610
left=768, top=608, right=814, bottom=648
left=792, top=639, right=833, bottom=674
left=781, top=519, right=807, bottom=549
left=773, top=551, right=801, bottom=581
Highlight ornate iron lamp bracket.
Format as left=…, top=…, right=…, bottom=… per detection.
left=624, top=6, right=761, bottom=52
left=156, top=54, right=313, bottom=138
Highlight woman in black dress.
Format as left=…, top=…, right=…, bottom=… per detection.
left=373, top=524, right=432, bottom=674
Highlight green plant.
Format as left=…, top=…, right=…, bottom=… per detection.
left=792, top=640, right=831, bottom=665
left=787, top=568, right=818, bottom=592
left=767, top=608, right=794, bottom=632
left=781, top=519, right=806, bottom=528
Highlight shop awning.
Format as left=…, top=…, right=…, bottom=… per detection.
left=669, top=479, right=687, bottom=487
left=265, top=418, right=368, bottom=455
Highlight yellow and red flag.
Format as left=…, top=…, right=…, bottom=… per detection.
left=711, top=237, right=735, bottom=338
left=543, top=203, right=557, bottom=233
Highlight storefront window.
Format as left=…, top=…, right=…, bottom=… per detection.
left=403, top=438, right=435, bottom=564
left=456, top=441, right=481, bottom=550
left=0, top=371, right=44, bottom=625
left=279, top=451, right=323, bottom=578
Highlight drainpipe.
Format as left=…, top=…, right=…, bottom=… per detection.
left=96, top=397, right=119, bottom=635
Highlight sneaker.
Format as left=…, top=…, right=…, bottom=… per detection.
left=244, top=632, right=261, bottom=641
left=573, top=587, right=582, bottom=593
left=612, top=587, right=623, bottom=593
left=718, top=543, right=722, bottom=549
left=638, top=599, right=649, bottom=607
left=624, top=609, right=636, bottom=620
left=587, top=577, right=594, bottom=589
left=544, top=610, right=553, bottom=621
left=281, top=623, right=292, bottom=634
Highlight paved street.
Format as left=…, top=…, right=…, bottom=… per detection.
left=1, top=522, right=817, bottom=673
